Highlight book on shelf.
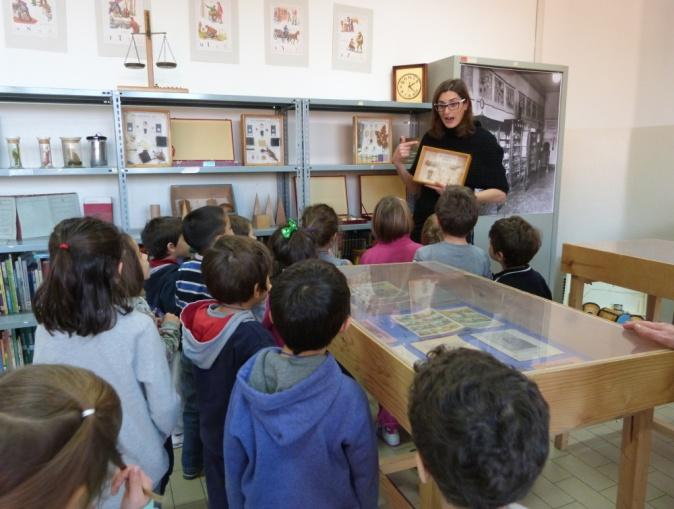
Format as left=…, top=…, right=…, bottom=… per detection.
left=0, top=328, right=35, bottom=372
left=83, top=197, right=113, bottom=223
left=0, top=252, right=48, bottom=316
left=0, top=193, right=81, bottom=241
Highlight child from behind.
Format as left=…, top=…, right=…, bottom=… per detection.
left=360, top=196, right=421, bottom=264
left=224, top=259, right=378, bottom=508
left=32, top=217, right=179, bottom=509
left=302, top=203, right=351, bottom=266
left=175, top=205, right=233, bottom=480
left=409, top=347, right=550, bottom=509
left=414, top=186, right=492, bottom=278
left=421, top=213, right=444, bottom=245
left=181, top=236, right=275, bottom=508
left=229, top=214, right=256, bottom=238
left=141, top=216, right=190, bottom=316
left=489, top=216, right=552, bottom=300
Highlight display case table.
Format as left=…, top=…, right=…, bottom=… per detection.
left=330, top=262, right=674, bottom=509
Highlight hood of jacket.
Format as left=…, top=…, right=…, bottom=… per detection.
left=236, top=348, right=344, bottom=446
left=181, top=300, right=255, bottom=369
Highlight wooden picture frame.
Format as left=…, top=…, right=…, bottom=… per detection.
left=171, top=118, right=235, bottom=165
left=169, top=184, right=236, bottom=217
left=413, top=146, right=472, bottom=187
left=309, top=176, right=348, bottom=216
left=353, top=116, right=392, bottom=165
left=392, top=63, right=428, bottom=103
left=241, top=114, right=285, bottom=166
left=123, top=108, right=172, bottom=168
left=359, top=175, right=406, bottom=217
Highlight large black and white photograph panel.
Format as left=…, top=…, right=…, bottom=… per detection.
left=461, top=64, right=562, bottom=215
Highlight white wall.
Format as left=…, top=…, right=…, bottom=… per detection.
left=2, top=0, right=674, bottom=315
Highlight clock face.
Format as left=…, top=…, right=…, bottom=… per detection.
left=396, top=71, right=422, bottom=101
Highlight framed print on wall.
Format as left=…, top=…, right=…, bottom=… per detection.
left=95, top=0, right=148, bottom=57
left=241, top=114, right=285, bottom=166
left=4, top=0, right=67, bottom=52
left=353, top=116, right=392, bottom=164
left=123, top=109, right=172, bottom=168
left=412, top=146, right=471, bottom=187
left=264, top=0, right=308, bottom=67
left=331, top=4, right=373, bottom=73
left=189, top=0, right=239, bottom=64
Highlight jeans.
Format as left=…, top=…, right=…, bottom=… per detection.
left=179, top=352, right=203, bottom=474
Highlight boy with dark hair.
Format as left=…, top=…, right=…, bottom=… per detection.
left=409, top=347, right=550, bottom=509
left=489, top=216, right=552, bottom=299
left=181, top=235, right=274, bottom=508
left=224, top=259, right=378, bottom=508
left=414, top=186, right=491, bottom=278
left=175, top=205, right=233, bottom=481
left=141, top=216, right=189, bottom=316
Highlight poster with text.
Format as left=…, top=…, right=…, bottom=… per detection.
left=264, top=0, right=308, bottom=67
left=331, top=4, right=373, bottom=73
left=4, top=0, right=67, bottom=52
left=95, top=0, right=147, bottom=58
left=189, top=0, right=238, bottom=63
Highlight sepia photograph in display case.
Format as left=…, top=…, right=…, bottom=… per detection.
left=353, top=116, right=392, bottom=164
left=461, top=63, right=563, bottom=215
left=412, top=146, right=471, bottom=187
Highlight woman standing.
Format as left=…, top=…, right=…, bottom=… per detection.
left=393, top=79, right=509, bottom=242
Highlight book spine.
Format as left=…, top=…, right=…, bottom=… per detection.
left=1, top=260, right=14, bottom=314
left=21, top=258, right=31, bottom=312
left=5, top=258, right=19, bottom=313
left=0, top=268, right=6, bottom=315
left=14, top=258, right=25, bottom=312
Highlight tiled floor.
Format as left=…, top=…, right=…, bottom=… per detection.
left=164, top=404, right=674, bottom=508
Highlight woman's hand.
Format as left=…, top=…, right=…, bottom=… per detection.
left=623, top=321, right=674, bottom=349
left=392, top=137, right=419, bottom=167
left=162, top=313, right=180, bottom=326
left=112, top=465, right=154, bottom=509
left=425, top=183, right=447, bottom=195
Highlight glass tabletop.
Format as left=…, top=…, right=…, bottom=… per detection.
left=569, top=239, right=674, bottom=266
left=340, top=262, right=663, bottom=373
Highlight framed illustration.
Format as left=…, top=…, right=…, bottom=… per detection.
left=438, top=306, right=501, bottom=329
left=240, top=114, right=284, bottom=166
left=170, top=184, right=236, bottom=217
left=4, top=0, right=67, bottom=52
left=95, top=0, right=147, bottom=58
left=353, top=116, right=392, bottom=164
left=332, top=4, right=373, bottom=73
left=309, top=176, right=348, bottom=216
left=171, top=118, right=235, bottom=165
left=189, top=0, right=239, bottom=64
left=392, top=309, right=463, bottom=338
left=472, top=329, right=563, bottom=362
left=123, top=109, right=172, bottom=167
left=412, top=146, right=472, bottom=187
left=264, top=0, right=308, bottom=67
left=392, top=63, right=428, bottom=103
left=359, top=175, right=406, bottom=216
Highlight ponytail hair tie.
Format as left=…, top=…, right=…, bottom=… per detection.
left=281, top=218, right=298, bottom=239
left=59, top=242, right=69, bottom=250
left=81, top=408, right=95, bottom=419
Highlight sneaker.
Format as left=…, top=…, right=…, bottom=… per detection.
left=171, top=432, right=184, bottom=449
left=183, top=469, right=202, bottom=480
left=381, top=425, right=400, bottom=447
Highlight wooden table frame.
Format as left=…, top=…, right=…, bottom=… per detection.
left=331, top=315, right=674, bottom=509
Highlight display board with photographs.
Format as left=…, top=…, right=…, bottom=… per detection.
left=412, top=146, right=471, bottom=187
left=123, top=109, right=172, bottom=167
left=170, top=184, right=236, bottom=217
left=353, top=116, right=392, bottom=164
left=240, top=114, right=284, bottom=166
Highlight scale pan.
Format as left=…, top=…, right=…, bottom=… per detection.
left=125, top=62, right=146, bottom=69
left=156, top=61, right=177, bottom=69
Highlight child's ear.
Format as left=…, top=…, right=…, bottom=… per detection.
left=415, top=452, right=430, bottom=484
left=166, top=241, right=176, bottom=255
left=118, top=261, right=124, bottom=275
left=338, top=316, right=352, bottom=333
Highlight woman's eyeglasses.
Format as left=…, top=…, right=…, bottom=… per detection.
left=433, top=99, right=466, bottom=112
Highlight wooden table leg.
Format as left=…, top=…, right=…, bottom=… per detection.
left=380, top=471, right=414, bottom=509
left=554, top=275, right=587, bottom=450
left=646, top=295, right=661, bottom=321
left=617, top=408, right=653, bottom=509
left=420, top=479, right=444, bottom=508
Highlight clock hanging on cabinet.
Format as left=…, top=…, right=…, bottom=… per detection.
left=392, top=64, right=428, bottom=103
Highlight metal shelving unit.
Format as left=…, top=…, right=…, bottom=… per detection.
left=124, top=165, right=296, bottom=175
left=0, top=167, right=117, bottom=177
left=0, top=312, right=37, bottom=330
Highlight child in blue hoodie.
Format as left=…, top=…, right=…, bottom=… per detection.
left=224, top=259, right=379, bottom=509
left=181, top=236, right=274, bottom=509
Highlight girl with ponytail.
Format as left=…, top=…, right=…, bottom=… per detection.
left=32, top=217, right=180, bottom=509
left=0, top=364, right=153, bottom=509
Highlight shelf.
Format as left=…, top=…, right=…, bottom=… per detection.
left=119, top=91, right=296, bottom=110
left=0, top=86, right=111, bottom=105
left=307, top=98, right=432, bottom=113
left=340, top=222, right=372, bottom=231
left=310, top=164, right=403, bottom=173
left=125, top=165, right=297, bottom=175
left=0, top=167, right=117, bottom=177
left=129, top=226, right=278, bottom=243
left=0, top=238, right=49, bottom=253
left=0, top=312, right=37, bottom=330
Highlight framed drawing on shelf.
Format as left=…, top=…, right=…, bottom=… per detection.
left=171, top=118, right=235, bottom=165
left=123, top=109, right=172, bottom=168
left=359, top=175, right=406, bottom=217
left=170, top=184, right=236, bottom=217
left=241, top=114, right=284, bottom=166
left=308, top=176, right=348, bottom=216
left=412, top=146, right=471, bottom=187
left=353, top=116, right=392, bottom=164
